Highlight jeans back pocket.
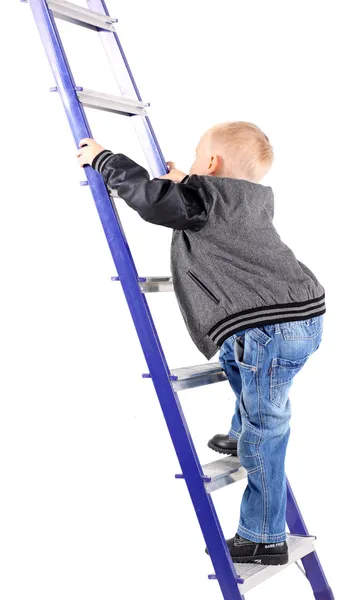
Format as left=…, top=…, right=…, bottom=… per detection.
left=270, top=355, right=309, bottom=407
left=280, top=316, right=323, bottom=341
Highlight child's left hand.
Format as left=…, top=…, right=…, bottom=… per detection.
left=76, top=138, right=105, bottom=167
left=159, top=162, right=187, bottom=183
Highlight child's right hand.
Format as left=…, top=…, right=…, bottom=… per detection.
left=159, top=162, right=187, bottom=183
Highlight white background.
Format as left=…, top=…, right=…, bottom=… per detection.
left=1, top=1, right=340, bottom=599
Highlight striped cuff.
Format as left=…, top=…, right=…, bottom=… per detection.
left=208, top=294, right=326, bottom=347
left=92, top=150, right=114, bottom=173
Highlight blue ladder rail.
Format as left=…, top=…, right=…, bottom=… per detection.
left=23, top=1, right=334, bottom=598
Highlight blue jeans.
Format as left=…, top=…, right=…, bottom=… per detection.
left=219, top=316, right=324, bottom=543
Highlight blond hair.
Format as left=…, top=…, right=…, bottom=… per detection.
left=209, top=121, right=273, bottom=182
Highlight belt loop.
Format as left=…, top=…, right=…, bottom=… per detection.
left=274, top=323, right=281, bottom=334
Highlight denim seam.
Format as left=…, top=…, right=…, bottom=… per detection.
left=239, top=523, right=286, bottom=544
left=271, top=380, right=295, bottom=388
left=243, top=441, right=260, bottom=446
left=240, top=418, right=261, bottom=442
left=256, top=343, right=264, bottom=432
left=270, top=395, right=289, bottom=409
left=246, top=466, right=261, bottom=475
left=238, top=524, right=287, bottom=539
left=260, top=453, right=269, bottom=536
left=256, top=342, right=269, bottom=537
left=282, top=328, right=322, bottom=341
left=237, top=523, right=287, bottom=543
left=272, top=356, right=309, bottom=370
left=229, top=428, right=241, bottom=439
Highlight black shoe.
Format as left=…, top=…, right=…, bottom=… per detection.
left=205, top=534, right=289, bottom=565
left=208, top=434, right=238, bottom=456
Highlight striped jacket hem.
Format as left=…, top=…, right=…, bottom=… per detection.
left=208, top=293, right=326, bottom=347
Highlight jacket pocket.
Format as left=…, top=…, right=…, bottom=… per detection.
left=186, top=270, right=220, bottom=305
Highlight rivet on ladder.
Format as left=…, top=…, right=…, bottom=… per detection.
left=80, top=181, right=89, bottom=186
left=49, top=86, right=58, bottom=92
left=75, top=86, right=84, bottom=92
left=111, top=276, right=120, bottom=281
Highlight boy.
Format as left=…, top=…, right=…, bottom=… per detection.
left=76, top=122, right=325, bottom=565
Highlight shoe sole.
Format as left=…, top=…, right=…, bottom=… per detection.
left=205, top=547, right=288, bottom=566
left=231, top=553, right=289, bottom=566
left=207, top=440, right=238, bottom=456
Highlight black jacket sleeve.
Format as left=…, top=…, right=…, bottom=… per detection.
left=91, top=150, right=212, bottom=231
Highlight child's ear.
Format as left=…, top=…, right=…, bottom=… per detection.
left=208, top=154, right=219, bottom=175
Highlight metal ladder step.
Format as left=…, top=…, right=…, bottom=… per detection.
left=170, top=362, right=227, bottom=391
left=48, top=0, right=117, bottom=30
left=112, top=276, right=174, bottom=293
left=138, top=277, right=173, bottom=293
left=143, top=362, right=226, bottom=391
left=176, top=455, right=246, bottom=493
left=77, top=88, right=149, bottom=116
left=209, top=535, right=316, bottom=594
left=202, top=456, right=247, bottom=492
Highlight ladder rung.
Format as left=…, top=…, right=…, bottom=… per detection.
left=111, top=276, right=173, bottom=292
left=77, top=88, right=149, bottom=116
left=202, top=456, right=247, bottom=492
left=48, top=0, right=117, bottom=31
left=143, top=362, right=226, bottom=391
left=138, top=277, right=173, bottom=293
left=171, top=362, right=226, bottom=391
left=210, top=535, right=316, bottom=594
left=175, top=456, right=246, bottom=492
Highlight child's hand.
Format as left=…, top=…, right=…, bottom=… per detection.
left=76, top=138, right=105, bottom=167
left=159, top=162, right=187, bottom=183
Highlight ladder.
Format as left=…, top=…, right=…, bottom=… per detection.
left=22, top=1, right=334, bottom=598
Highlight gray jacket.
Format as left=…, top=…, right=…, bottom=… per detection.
left=93, top=151, right=326, bottom=360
